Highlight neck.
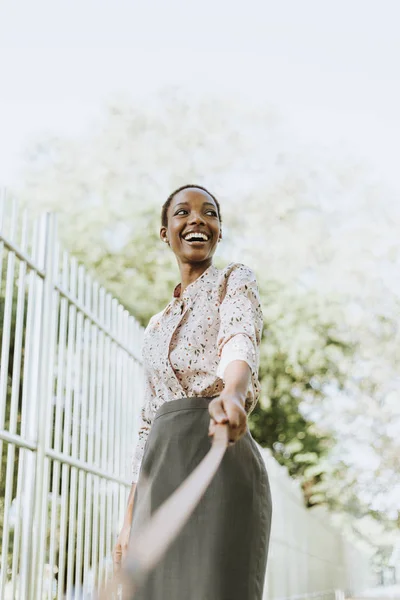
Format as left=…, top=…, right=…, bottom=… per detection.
left=178, top=259, right=213, bottom=295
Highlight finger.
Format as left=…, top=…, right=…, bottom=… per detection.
left=229, top=430, right=242, bottom=443
left=209, top=398, right=228, bottom=423
left=122, top=542, right=130, bottom=564
left=228, top=431, right=242, bottom=445
left=208, top=418, right=216, bottom=436
left=223, top=402, right=242, bottom=429
left=113, top=554, right=121, bottom=573
left=228, top=420, right=247, bottom=444
left=113, top=547, right=122, bottom=561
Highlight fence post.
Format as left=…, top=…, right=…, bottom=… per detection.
left=29, top=212, right=57, bottom=599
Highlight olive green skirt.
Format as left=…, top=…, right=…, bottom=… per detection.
left=129, top=396, right=272, bottom=600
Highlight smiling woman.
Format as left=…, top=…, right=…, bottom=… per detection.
left=113, top=184, right=272, bottom=600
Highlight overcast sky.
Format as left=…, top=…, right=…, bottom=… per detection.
left=1, top=0, right=399, bottom=188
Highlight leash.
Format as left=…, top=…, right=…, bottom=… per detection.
left=100, top=422, right=229, bottom=599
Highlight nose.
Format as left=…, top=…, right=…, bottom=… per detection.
left=188, top=211, right=206, bottom=225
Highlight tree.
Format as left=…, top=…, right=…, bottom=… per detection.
left=11, top=88, right=400, bottom=526
left=249, top=285, right=355, bottom=506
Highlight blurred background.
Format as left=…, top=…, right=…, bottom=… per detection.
left=1, top=0, right=400, bottom=598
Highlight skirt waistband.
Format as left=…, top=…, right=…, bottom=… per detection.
left=154, top=396, right=218, bottom=421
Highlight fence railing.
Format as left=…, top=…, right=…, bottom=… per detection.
left=0, top=197, right=144, bottom=599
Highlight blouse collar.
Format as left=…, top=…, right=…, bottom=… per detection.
left=172, top=263, right=218, bottom=300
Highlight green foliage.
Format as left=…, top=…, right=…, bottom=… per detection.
left=9, top=90, right=400, bottom=530
left=248, top=291, right=354, bottom=506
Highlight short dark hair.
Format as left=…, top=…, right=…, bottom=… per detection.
left=161, top=184, right=222, bottom=227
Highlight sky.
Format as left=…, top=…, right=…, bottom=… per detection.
left=0, top=0, right=400, bottom=189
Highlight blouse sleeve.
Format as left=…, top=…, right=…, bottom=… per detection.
left=131, top=370, right=155, bottom=483
left=216, top=264, right=264, bottom=408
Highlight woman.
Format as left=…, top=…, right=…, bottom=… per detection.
left=113, top=184, right=272, bottom=599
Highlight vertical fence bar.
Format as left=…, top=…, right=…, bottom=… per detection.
left=105, top=299, right=118, bottom=585
left=57, top=254, right=78, bottom=600
left=83, top=279, right=96, bottom=596
left=74, top=268, right=91, bottom=597
left=113, top=307, right=124, bottom=562
left=66, top=264, right=85, bottom=596
left=30, top=212, right=57, bottom=599
left=0, top=207, right=28, bottom=598
left=119, top=312, right=127, bottom=483
left=97, top=292, right=112, bottom=590
left=18, top=214, right=47, bottom=600
left=36, top=233, right=60, bottom=599
left=48, top=249, right=68, bottom=599
left=91, top=285, right=104, bottom=592
left=0, top=198, right=17, bottom=481
left=0, top=191, right=5, bottom=302
left=10, top=216, right=39, bottom=599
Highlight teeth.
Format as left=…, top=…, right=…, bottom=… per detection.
left=183, top=232, right=209, bottom=241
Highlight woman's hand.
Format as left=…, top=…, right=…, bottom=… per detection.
left=208, top=391, right=247, bottom=445
left=112, top=482, right=136, bottom=574
left=113, top=521, right=132, bottom=573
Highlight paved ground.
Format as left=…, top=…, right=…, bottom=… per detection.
left=350, top=585, right=400, bottom=600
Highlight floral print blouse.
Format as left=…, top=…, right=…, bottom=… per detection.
left=131, top=262, right=264, bottom=482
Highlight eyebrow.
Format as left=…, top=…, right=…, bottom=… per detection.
left=174, top=201, right=216, bottom=208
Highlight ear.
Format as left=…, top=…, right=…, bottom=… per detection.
left=160, top=227, right=168, bottom=244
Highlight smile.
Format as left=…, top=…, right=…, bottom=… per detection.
left=182, top=238, right=209, bottom=245
left=181, top=231, right=211, bottom=244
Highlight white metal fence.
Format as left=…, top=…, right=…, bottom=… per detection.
left=0, top=197, right=143, bottom=599
left=0, top=197, right=373, bottom=599
left=262, top=449, right=373, bottom=599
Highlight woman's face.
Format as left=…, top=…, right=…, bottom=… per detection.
left=161, top=188, right=221, bottom=263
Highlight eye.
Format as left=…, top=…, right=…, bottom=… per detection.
left=175, top=208, right=218, bottom=216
